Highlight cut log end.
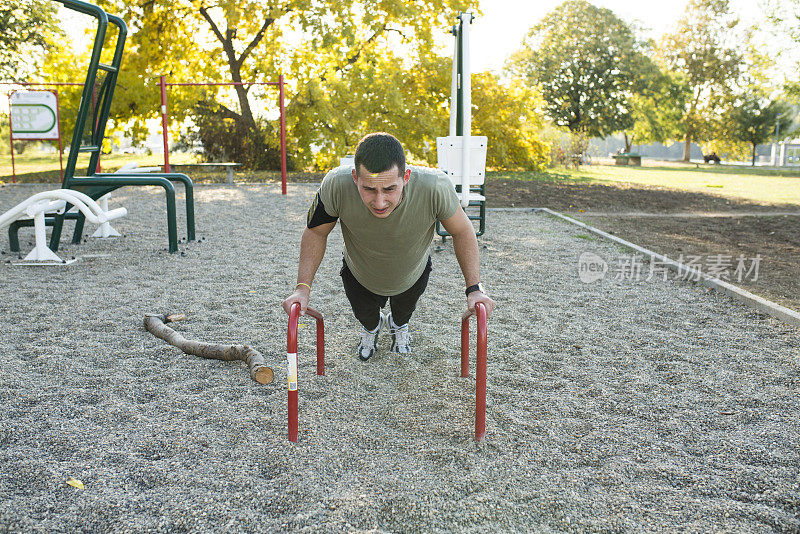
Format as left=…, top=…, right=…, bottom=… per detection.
left=253, top=366, right=274, bottom=385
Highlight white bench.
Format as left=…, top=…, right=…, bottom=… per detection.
left=169, top=162, right=241, bottom=184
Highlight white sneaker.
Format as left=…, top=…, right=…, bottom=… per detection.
left=357, top=315, right=384, bottom=361
left=387, top=313, right=412, bottom=354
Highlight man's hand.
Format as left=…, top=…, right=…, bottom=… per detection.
left=282, top=285, right=310, bottom=316
left=465, top=291, right=495, bottom=320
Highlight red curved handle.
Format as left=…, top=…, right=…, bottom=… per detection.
left=287, top=303, right=325, bottom=443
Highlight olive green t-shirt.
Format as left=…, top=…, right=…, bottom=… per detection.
left=316, top=165, right=460, bottom=296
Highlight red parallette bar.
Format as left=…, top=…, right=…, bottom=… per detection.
left=475, top=303, right=488, bottom=441
left=286, top=303, right=325, bottom=443
left=460, top=303, right=488, bottom=441
left=460, top=314, right=470, bottom=378
left=287, top=304, right=299, bottom=442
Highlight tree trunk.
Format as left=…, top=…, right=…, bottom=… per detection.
left=227, top=57, right=257, bottom=130
left=683, top=131, right=692, bottom=162
left=624, top=133, right=632, bottom=153
left=751, top=143, right=757, bottom=166
left=143, top=313, right=274, bottom=384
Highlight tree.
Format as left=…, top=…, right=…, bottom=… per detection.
left=471, top=74, right=549, bottom=170
left=726, top=95, right=788, bottom=165
left=629, top=68, right=690, bottom=149
left=506, top=0, right=651, bottom=139
left=287, top=52, right=549, bottom=170
left=92, top=0, right=474, bottom=169
left=765, top=0, right=800, bottom=101
left=0, top=0, right=62, bottom=81
left=656, top=0, right=744, bottom=161
left=45, top=1, right=550, bottom=170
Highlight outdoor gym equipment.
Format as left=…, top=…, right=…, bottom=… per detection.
left=143, top=313, right=274, bottom=385
left=0, top=189, right=127, bottom=264
left=436, top=12, right=488, bottom=239
left=287, top=303, right=326, bottom=442
left=284, top=302, right=489, bottom=443
left=8, top=0, right=195, bottom=255
left=90, top=163, right=160, bottom=239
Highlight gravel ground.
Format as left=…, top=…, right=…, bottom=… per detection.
left=1, top=183, right=799, bottom=533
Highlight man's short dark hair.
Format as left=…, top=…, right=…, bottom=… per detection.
left=353, top=132, right=405, bottom=176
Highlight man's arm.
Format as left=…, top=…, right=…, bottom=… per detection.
left=281, top=221, right=337, bottom=316
left=440, top=208, right=496, bottom=319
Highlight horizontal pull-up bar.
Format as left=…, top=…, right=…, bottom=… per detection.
left=163, top=81, right=281, bottom=86
left=158, top=74, right=288, bottom=193
left=0, top=82, right=84, bottom=86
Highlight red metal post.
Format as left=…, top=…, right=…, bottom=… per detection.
left=54, top=90, right=64, bottom=181
left=279, top=74, right=287, bottom=195
left=160, top=75, right=170, bottom=173
left=460, top=315, right=470, bottom=377
left=7, top=92, right=16, bottom=183
left=286, top=303, right=326, bottom=442
left=475, top=303, right=488, bottom=441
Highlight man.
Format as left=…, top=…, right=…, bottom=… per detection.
left=282, top=132, right=494, bottom=360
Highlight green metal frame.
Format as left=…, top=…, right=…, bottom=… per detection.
left=436, top=13, right=485, bottom=241
left=8, top=0, right=195, bottom=254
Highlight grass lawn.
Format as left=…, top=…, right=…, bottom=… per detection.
left=488, top=162, right=800, bottom=207
left=4, top=150, right=800, bottom=207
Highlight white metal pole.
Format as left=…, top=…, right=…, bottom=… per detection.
left=460, top=13, right=472, bottom=208
left=449, top=26, right=459, bottom=137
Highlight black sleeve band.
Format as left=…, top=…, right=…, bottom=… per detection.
left=307, top=192, right=338, bottom=228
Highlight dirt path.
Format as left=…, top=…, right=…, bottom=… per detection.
left=487, top=178, right=800, bottom=312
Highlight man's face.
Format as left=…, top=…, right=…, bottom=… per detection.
left=352, top=164, right=411, bottom=218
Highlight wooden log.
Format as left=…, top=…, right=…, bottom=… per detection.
left=143, top=313, right=274, bottom=385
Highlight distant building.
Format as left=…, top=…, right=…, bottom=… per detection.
left=770, top=140, right=800, bottom=166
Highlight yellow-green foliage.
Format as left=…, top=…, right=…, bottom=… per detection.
left=38, top=1, right=550, bottom=171
left=472, top=75, right=549, bottom=171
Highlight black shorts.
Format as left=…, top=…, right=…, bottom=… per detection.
left=340, top=257, right=432, bottom=330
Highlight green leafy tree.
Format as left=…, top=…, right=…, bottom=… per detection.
left=44, top=1, right=549, bottom=170
left=656, top=0, right=745, bottom=161
left=90, top=0, right=476, bottom=169
left=725, top=95, right=788, bottom=165
left=288, top=54, right=548, bottom=170
left=0, top=0, right=62, bottom=81
left=629, top=68, right=690, bottom=149
left=506, top=0, right=651, bottom=138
